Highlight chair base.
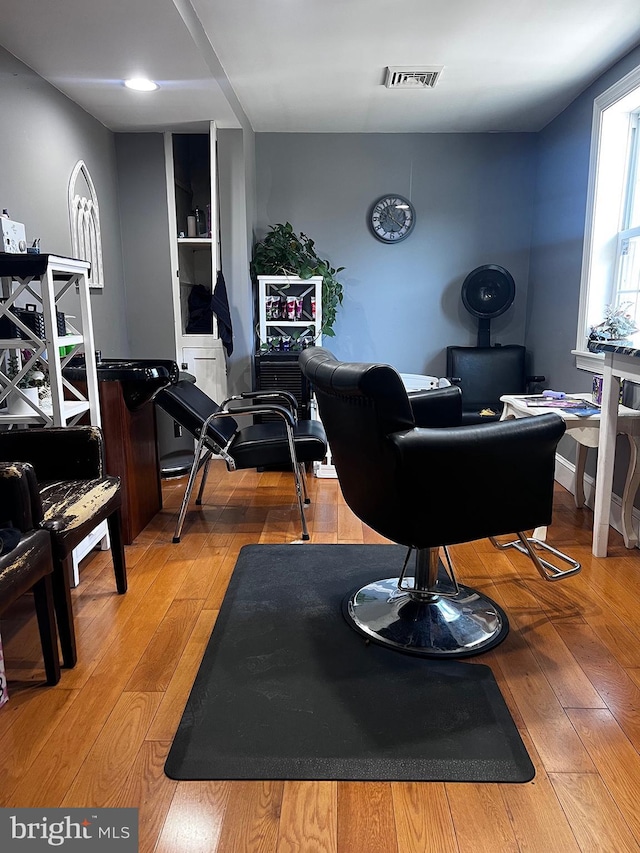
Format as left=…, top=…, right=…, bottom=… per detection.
left=343, top=577, right=509, bottom=658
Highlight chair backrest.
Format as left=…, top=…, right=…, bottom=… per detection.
left=299, top=347, right=416, bottom=531
left=155, top=380, right=238, bottom=449
left=446, top=345, right=527, bottom=412
left=300, top=347, right=566, bottom=549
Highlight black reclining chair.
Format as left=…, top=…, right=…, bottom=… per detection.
left=299, top=347, right=580, bottom=658
left=446, top=344, right=544, bottom=424
left=155, top=381, right=327, bottom=543
left=0, top=462, right=61, bottom=686
left=0, top=427, right=127, bottom=668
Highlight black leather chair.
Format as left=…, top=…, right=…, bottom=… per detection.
left=0, top=462, right=61, bottom=685
left=0, top=427, right=127, bottom=668
left=155, top=381, right=327, bottom=543
left=299, top=347, right=580, bottom=658
left=446, top=344, right=544, bottom=424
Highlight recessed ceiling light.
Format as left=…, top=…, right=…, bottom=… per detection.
left=124, top=78, right=159, bottom=92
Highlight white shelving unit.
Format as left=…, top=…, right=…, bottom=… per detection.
left=257, top=275, right=323, bottom=351
left=164, top=125, right=227, bottom=404
left=0, top=253, right=106, bottom=585
left=0, top=254, right=100, bottom=427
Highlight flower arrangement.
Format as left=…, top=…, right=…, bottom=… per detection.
left=589, top=302, right=638, bottom=342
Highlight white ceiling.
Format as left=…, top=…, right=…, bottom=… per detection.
left=2, top=0, right=640, bottom=133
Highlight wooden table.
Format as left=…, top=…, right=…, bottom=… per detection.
left=501, top=392, right=640, bottom=551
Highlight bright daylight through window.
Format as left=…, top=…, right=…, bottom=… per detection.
left=576, top=64, right=640, bottom=368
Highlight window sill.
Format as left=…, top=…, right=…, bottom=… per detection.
left=572, top=349, right=604, bottom=372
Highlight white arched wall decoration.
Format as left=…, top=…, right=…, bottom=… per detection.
left=68, top=160, right=104, bottom=288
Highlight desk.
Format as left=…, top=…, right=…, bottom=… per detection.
left=501, top=392, right=640, bottom=552
left=588, top=339, right=640, bottom=556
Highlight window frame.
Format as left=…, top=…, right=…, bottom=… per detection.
left=575, top=63, right=640, bottom=372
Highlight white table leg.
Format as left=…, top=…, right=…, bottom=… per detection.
left=574, top=442, right=588, bottom=508
left=593, top=362, right=620, bottom=557
left=621, top=434, right=640, bottom=549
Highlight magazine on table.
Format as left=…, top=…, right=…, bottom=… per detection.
left=519, top=396, right=601, bottom=416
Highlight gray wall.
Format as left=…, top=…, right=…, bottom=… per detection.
left=255, top=132, right=537, bottom=377
left=114, top=133, right=176, bottom=360
left=0, top=45, right=129, bottom=353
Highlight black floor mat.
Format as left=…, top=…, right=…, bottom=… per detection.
left=165, top=544, right=534, bottom=783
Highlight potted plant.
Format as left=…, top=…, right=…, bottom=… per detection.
left=251, top=222, right=344, bottom=337
left=589, top=302, right=638, bottom=344
left=5, top=353, right=47, bottom=415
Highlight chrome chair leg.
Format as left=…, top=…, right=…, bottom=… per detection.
left=173, top=447, right=212, bottom=544
left=195, top=452, right=213, bottom=505
left=282, top=423, right=309, bottom=541
left=298, top=462, right=311, bottom=504
left=490, top=533, right=581, bottom=581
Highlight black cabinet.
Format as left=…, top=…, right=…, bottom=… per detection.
left=254, top=351, right=312, bottom=421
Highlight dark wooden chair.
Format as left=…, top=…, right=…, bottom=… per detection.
left=0, top=462, right=61, bottom=685
left=0, top=427, right=127, bottom=668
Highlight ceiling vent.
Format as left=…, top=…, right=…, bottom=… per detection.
left=385, top=66, right=443, bottom=89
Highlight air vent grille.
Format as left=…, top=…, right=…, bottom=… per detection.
left=385, top=66, right=443, bottom=89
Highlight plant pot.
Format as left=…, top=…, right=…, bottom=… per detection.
left=8, top=387, right=39, bottom=415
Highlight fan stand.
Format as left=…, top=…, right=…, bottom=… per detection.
left=461, top=264, right=516, bottom=348
left=477, top=317, right=491, bottom=348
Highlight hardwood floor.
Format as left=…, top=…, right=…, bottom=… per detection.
left=2, top=462, right=640, bottom=852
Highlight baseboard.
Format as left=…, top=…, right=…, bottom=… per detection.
left=554, top=452, right=639, bottom=547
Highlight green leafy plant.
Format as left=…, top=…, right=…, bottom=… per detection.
left=251, top=222, right=344, bottom=337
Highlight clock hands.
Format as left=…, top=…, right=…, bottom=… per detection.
left=384, top=207, right=406, bottom=230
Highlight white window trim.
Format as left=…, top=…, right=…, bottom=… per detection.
left=575, top=63, right=640, bottom=371
left=68, top=160, right=104, bottom=289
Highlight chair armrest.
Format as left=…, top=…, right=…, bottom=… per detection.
left=0, top=426, right=104, bottom=481
left=219, top=403, right=296, bottom=428
left=408, top=386, right=463, bottom=428
left=0, top=461, right=44, bottom=531
left=225, top=390, right=299, bottom=417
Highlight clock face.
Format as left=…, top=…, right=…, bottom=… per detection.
left=369, top=195, right=416, bottom=243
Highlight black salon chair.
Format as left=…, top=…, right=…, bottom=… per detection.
left=0, top=427, right=127, bottom=668
left=446, top=344, right=544, bottom=424
left=155, top=381, right=327, bottom=543
left=0, top=463, right=61, bottom=685
left=299, top=347, right=580, bottom=658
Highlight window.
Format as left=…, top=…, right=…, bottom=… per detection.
left=576, top=65, right=640, bottom=369
left=68, top=160, right=104, bottom=289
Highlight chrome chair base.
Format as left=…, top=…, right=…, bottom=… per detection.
left=343, top=576, right=509, bottom=658
left=491, top=533, right=581, bottom=581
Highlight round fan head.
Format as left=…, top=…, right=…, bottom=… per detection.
left=461, top=265, right=515, bottom=319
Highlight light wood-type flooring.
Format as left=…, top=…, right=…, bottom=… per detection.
left=2, top=461, right=640, bottom=852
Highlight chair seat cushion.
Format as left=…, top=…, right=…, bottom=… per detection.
left=229, top=419, right=327, bottom=469
left=39, top=477, right=120, bottom=533
left=0, top=529, right=52, bottom=611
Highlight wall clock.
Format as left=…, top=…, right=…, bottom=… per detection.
left=369, top=194, right=416, bottom=243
